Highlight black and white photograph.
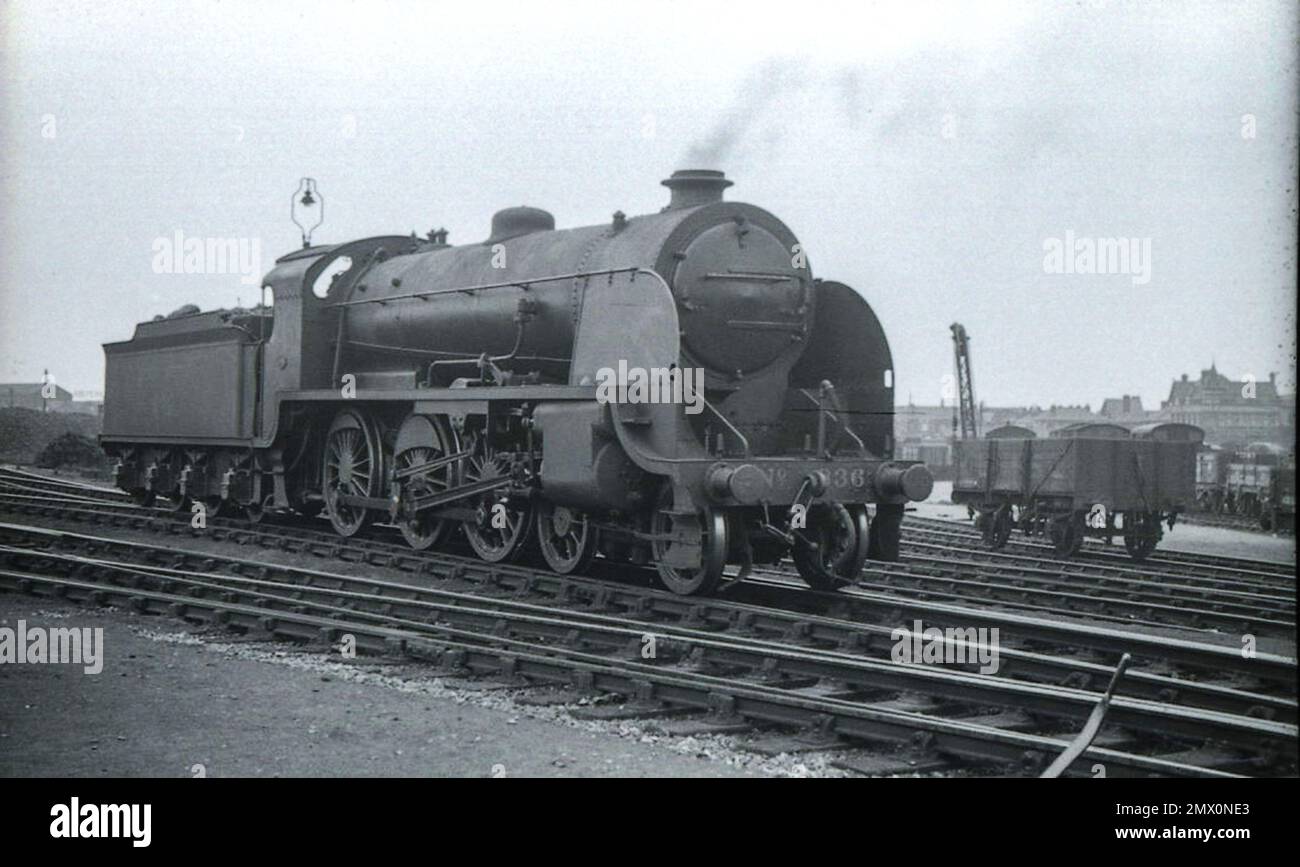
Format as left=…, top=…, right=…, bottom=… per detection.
left=0, top=0, right=1296, bottom=847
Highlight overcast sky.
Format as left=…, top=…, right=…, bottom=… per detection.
left=2, top=0, right=1295, bottom=409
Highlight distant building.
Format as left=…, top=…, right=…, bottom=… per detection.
left=894, top=403, right=956, bottom=474
left=59, top=400, right=103, bottom=417
left=1004, top=404, right=1096, bottom=438
left=1161, top=364, right=1292, bottom=448
left=1098, top=394, right=1161, bottom=426
left=895, top=402, right=957, bottom=442
left=895, top=402, right=1033, bottom=475
left=894, top=366, right=1295, bottom=456
left=0, top=382, right=73, bottom=412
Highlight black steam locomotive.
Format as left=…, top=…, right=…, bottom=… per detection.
left=102, top=170, right=932, bottom=595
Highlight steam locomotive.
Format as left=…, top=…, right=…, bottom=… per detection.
left=101, top=170, right=933, bottom=595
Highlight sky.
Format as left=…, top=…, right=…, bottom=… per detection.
left=1, top=0, right=1296, bottom=410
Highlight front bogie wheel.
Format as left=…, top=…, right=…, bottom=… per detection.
left=792, top=502, right=868, bottom=591
left=651, top=486, right=727, bottom=595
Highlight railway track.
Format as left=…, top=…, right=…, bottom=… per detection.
left=2, top=519, right=1296, bottom=777
left=0, top=467, right=128, bottom=501
left=878, top=548, right=1294, bottom=636
left=1182, top=511, right=1286, bottom=534
left=5, top=485, right=1293, bottom=638
left=10, top=466, right=1292, bottom=588
left=2, top=490, right=1291, bottom=681
left=3, top=468, right=1296, bottom=772
left=2, top=468, right=1295, bottom=637
left=905, top=514, right=1294, bottom=582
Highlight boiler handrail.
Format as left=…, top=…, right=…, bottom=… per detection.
left=325, top=265, right=652, bottom=308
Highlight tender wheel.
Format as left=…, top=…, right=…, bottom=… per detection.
left=200, top=495, right=230, bottom=519
left=1049, top=512, right=1083, bottom=557
left=131, top=488, right=156, bottom=507
left=393, top=415, right=457, bottom=551
left=982, top=505, right=1013, bottom=550
left=323, top=408, right=381, bottom=537
left=536, top=501, right=599, bottom=574
left=651, top=485, right=727, bottom=595
left=244, top=495, right=274, bottom=525
left=461, top=432, right=533, bottom=563
left=166, top=452, right=192, bottom=512
left=1123, top=510, right=1161, bottom=561
left=792, top=502, right=868, bottom=591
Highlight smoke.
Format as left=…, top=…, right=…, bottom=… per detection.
left=681, top=59, right=886, bottom=167
left=682, top=58, right=809, bottom=166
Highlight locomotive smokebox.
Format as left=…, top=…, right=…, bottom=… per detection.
left=662, top=169, right=733, bottom=210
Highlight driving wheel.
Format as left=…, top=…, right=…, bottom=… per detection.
left=322, top=408, right=381, bottom=537
left=536, top=501, right=599, bottom=574
left=461, top=432, right=533, bottom=563
left=393, top=414, right=457, bottom=550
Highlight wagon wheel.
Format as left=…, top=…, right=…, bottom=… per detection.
left=651, top=485, right=727, bottom=595
left=461, top=432, right=533, bottom=563
left=982, top=505, right=1013, bottom=550
left=1123, top=511, right=1161, bottom=562
left=322, top=409, right=381, bottom=537
left=1049, top=512, right=1083, bottom=558
left=393, top=416, right=457, bottom=551
left=792, top=502, right=868, bottom=591
left=535, top=500, right=599, bottom=574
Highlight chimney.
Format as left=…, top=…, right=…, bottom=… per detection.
left=661, top=169, right=732, bottom=210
